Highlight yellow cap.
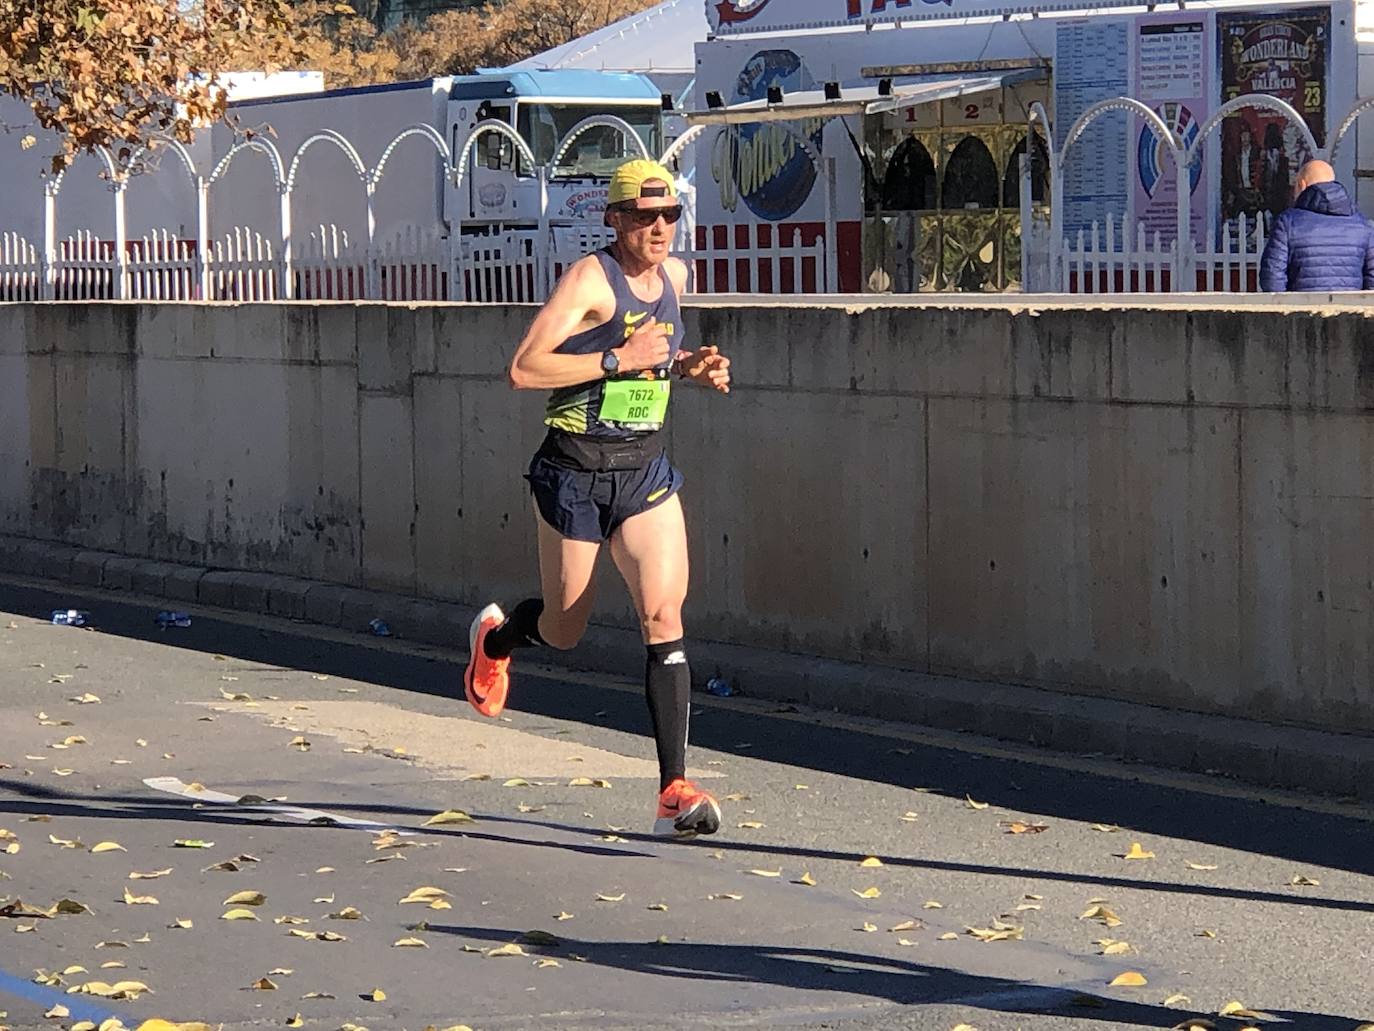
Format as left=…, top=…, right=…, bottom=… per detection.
left=608, top=158, right=677, bottom=205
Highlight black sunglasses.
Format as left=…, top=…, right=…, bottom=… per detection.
left=614, top=204, right=683, bottom=227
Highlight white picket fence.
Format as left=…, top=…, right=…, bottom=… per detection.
left=693, top=223, right=828, bottom=293
left=0, top=219, right=826, bottom=303
left=1053, top=212, right=1269, bottom=294
left=0, top=231, right=42, bottom=301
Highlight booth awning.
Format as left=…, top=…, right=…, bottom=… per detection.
left=683, top=67, right=1046, bottom=125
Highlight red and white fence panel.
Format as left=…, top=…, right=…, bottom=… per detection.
left=1053, top=212, right=1269, bottom=294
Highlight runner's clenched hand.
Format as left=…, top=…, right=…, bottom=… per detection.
left=676, top=345, right=731, bottom=393
left=617, top=317, right=672, bottom=372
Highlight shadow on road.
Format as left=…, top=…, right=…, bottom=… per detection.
left=428, top=922, right=1364, bottom=1029
left=2, top=777, right=1371, bottom=916
left=3, top=577, right=1372, bottom=881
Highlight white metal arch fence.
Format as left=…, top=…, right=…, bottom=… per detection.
left=5, top=116, right=829, bottom=303
left=1022, top=92, right=1333, bottom=294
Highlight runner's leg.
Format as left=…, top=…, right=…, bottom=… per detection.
left=466, top=502, right=600, bottom=717
left=532, top=501, right=601, bottom=650
left=612, top=495, right=720, bottom=836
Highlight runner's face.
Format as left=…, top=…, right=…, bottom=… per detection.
left=610, top=187, right=678, bottom=265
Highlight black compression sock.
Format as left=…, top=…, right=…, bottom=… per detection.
left=645, top=639, right=690, bottom=791
left=483, top=598, right=546, bottom=660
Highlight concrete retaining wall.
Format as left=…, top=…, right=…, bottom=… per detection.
left=4, top=298, right=1374, bottom=737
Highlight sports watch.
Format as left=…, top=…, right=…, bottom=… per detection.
left=601, top=349, right=620, bottom=375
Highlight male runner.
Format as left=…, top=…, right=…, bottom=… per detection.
left=461, top=158, right=732, bottom=838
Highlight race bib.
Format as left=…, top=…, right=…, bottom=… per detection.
left=598, top=377, right=671, bottom=429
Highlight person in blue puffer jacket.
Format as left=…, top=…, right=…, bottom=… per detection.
left=1260, top=160, right=1374, bottom=291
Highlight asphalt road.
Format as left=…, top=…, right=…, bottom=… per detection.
left=0, top=574, right=1371, bottom=1031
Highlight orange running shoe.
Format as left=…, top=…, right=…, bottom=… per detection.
left=653, top=778, right=722, bottom=838
left=464, top=603, right=511, bottom=718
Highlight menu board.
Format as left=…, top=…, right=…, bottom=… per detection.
left=1218, top=7, right=1329, bottom=223
left=1133, top=18, right=1209, bottom=242
left=1055, top=20, right=1130, bottom=237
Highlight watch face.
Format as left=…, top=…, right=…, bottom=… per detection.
left=602, top=351, right=618, bottom=372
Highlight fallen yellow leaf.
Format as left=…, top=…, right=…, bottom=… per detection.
left=596, top=893, right=626, bottom=903
left=423, top=809, right=475, bottom=826
left=223, top=891, right=266, bottom=907
left=1163, top=993, right=1191, bottom=1006
left=129, top=869, right=173, bottom=880
left=859, top=856, right=884, bottom=867
left=221, top=909, right=260, bottom=921
left=747, top=869, right=781, bottom=878
left=737, top=821, right=764, bottom=829
left=1120, top=842, right=1155, bottom=860
left=363, top=988, right=386, bottom=1001
left=1109, top=971, right=1148, bottom=987
left=393, top=937, right=428, bottom=948
left=852, top=887, right=881, bottom=899
left=90, top=842, right=126, bottom=854
left=486, top=943, right=526, bottom=957
left=399, top=887, right=450, bottom=905
left=122, top=888, right=158, bottom=905
left=794, top=872, right=817, bottom=886
left=965, top=796, right=989, bottom=810
left=1079, top=904, right=1123, bottom=928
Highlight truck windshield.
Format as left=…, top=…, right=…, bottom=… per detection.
left=517, top=104, right=661, bottom=178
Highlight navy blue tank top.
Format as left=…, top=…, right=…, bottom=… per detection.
left=544, top=248, right=684, bottom=441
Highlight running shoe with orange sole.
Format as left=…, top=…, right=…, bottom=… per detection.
left=464, top=603, right=511, bottom=718
left=653, top=778, right=722, bottom=837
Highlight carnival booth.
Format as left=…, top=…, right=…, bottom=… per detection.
left=687, top=0, right=1366, bottom=292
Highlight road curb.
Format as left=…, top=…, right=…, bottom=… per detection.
left=1, top=532, right=1370, bottom=802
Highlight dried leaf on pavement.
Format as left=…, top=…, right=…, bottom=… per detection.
left=1109, top=971, right=1148, bottom=987
left=1119, top=842, right=1155, bottom=860
left=129, top=869, right=173, bottom=880
left=793, top=872, right=817, bottom=886
left=964, top=796, right=989, bottom=810
left=221, top=909, right=260, bottom=921
left=422, top=810, right=474, bottom=826
left=1079, top=904, right=1124, bottom=928
left=223, top=891, right=266, bottom=907
left=122, top=888, right=158, bottom=905
left=852, top=887, right=881, bottom=899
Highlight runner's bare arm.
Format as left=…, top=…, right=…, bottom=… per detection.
left=661, top=260, right=731, bottom=393
left=509, top=257, right=669, bottom=390
left=508, top=257, right=615, bottom=390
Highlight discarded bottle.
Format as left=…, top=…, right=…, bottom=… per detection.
left=368, top=618, right=393, bottom=637
left=155, top=611, right=192, bottom=629
left=51, top=609, right=89, bottom=627
left=705, top=675, right=735, bottom=697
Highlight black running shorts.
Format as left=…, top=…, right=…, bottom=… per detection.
left=525, top=432, right=683, bottom=543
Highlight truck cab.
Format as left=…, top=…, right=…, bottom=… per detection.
left=446, top=69, right=665, bottom=226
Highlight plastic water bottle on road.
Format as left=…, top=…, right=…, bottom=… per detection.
left=155, top=611, right=192, bottom=629
left=51, top=609, right=89, bottom=627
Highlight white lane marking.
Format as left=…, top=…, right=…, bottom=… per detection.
left=143, top=776, right=414, bottom=835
